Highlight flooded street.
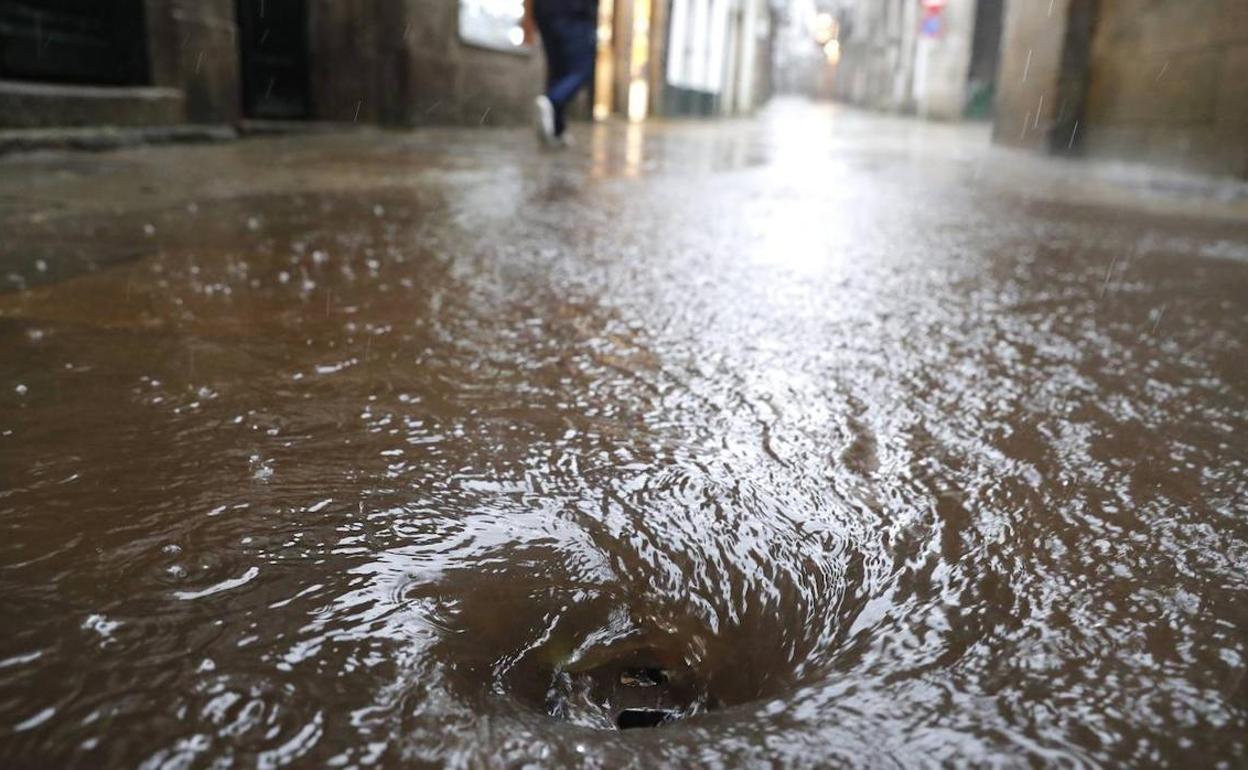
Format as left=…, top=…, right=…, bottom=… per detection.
left=2, top=101, right=1247, bottom=768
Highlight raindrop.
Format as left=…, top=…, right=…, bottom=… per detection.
left=14, top=384, right=27, bottom=396
left=250, top=454, right=274, bottom=481
left=82, top=613, right=120, bottom=639
left=143, top=223, right=156, bottom=236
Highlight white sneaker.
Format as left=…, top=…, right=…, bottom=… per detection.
left=534, top=95, right=556, bottom=146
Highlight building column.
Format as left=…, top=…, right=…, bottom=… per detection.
left=992, top=0, right=1096, bottom=152
left=911, top=0, right=977, bottom=120
left=145, top=0, right=242, bottom=124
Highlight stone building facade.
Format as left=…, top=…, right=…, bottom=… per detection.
left=1, top=0, right=236, bottom=128
left=832, top=0, right=921, bottom=114
left=657, top=0, right=774, bottom=117
left=994, top=0, right=1248, bottom=178
left=0, top=0, right=775, bottom=134
left=830, top=0, right=1005, bottom=121
left=0, top=0, right=543, bottom=130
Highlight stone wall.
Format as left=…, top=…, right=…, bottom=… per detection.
left=835, top=0, right=917, bottom=113
left=146, top=0, right=241, bottom=124
left=401, top=0, right=545, bottom=126
left=1081, top=0, right=1248, bottom=177
left=834, top=0, right=984, bottom=120
left=648, top=0, right=672, bottom=117
left=306, top=0, right=409, bottom=123
left=282, top=0, right=545, bottom=126
left=1, top=0, right=545, bottom=130
left=0, top=0, right=240, bottom=128
left=995, top=0, right=1248, bottom=178
left=992, top=0, right=1073, bottom=149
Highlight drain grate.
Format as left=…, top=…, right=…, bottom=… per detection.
left=619, top=667, right=667, bottom=688
left=617, top=708, right=678, bottom=730
left=542, top=647, right=709, bottom=729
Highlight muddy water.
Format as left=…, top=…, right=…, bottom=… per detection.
left=2, top=105, right=1247, bottom=768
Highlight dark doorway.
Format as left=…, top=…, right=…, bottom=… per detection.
left=0, top=0, right=149, bottom=85
left=236, top=0, right=310, bottom=119
left=965, top=0, right=1004, bottom=119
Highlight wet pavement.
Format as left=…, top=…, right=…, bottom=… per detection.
left=1, top=100, right=1247, bottom=769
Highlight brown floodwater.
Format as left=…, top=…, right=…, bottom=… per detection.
left=1, top=103, right=1247, bottom=768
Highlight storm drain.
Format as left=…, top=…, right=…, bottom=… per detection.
left=617, top=707, right=678, bottom=729
left=544, top=657, right=707, bottom=730
left=615, top=667, right=680, bottom=730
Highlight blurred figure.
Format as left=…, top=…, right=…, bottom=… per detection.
left=524, top=0, right=597, bottom=147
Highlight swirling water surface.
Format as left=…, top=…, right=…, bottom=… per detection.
left=1, top=103, right=1246, bottom=768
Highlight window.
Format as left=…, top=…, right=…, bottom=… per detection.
left=458, top=0, right=528, bottom=52
left=0, top=0, right=150, bottom=85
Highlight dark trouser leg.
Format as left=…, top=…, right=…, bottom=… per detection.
left=541, top=16, right=596, bottom=136
left=536, top=14, right=566, bottom=101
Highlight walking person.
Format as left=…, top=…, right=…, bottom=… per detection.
left=524, top=0, right=597, bottom=147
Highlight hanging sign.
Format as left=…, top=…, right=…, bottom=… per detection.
left=920, top=0, right=946, bottom=38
